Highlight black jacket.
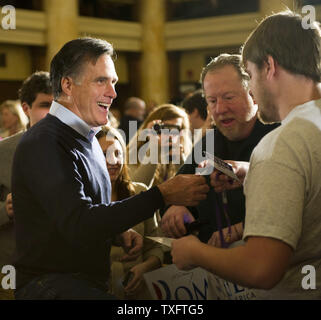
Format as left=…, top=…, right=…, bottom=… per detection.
left=164, top=120, right=280, bottom=242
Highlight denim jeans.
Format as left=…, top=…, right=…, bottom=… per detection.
left=15, top=273, right=116, bottom=300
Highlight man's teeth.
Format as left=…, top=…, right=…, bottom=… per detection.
left=98, top=102, right=108, bottom=109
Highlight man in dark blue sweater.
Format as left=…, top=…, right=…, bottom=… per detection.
left=12, top=38, right=209, bottom=300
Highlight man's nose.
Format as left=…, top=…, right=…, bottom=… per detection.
left=215, top=98, right=228, bottom=114
left=105, top=84, right=117, bottom=100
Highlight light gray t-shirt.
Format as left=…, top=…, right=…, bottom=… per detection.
left=243, top=99, right=321, bottom=299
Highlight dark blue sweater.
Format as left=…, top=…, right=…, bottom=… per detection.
left=12, top=114, right=164, bottom=288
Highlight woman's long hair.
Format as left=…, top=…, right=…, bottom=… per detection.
left=97, top=126, right=135, bottom=200
left=127, top=104, right=191, bottom=163
left=126, top=104, right=192, bottom=186
left=0, top=100, right=28, bottom=133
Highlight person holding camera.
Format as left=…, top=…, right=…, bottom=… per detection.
left=127, top=104, right=192, bottom=188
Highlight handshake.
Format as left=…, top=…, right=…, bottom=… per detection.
left=155, top=142, right=235, bottom=208
left=157, top=174, right=209, bottom=207
left=157, top=158, right=249, bottom=207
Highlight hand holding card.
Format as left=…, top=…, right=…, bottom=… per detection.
left=208, top=157, right=250, bottom=193
left=203, top=152, right=241, bottom=182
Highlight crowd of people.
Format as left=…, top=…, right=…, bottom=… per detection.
left=0, top=9, right=320, bottom=300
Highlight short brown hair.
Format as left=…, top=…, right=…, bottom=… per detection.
left=182, top=89, right=207, bottom=120
left=200, top=54, right=250, bottom=89
left=242, top=10, right=321, bottom=82
left=50, top=37, right=115, bottom=100
left=18, top=71, right=52, bottom=107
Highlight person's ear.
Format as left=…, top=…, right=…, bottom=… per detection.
left=249, top=90, right=257, bottom=105
left=21, top=102, right=30, bottom=118
left=60, top=76, right=74, bottom=97
left=265, top=55, right=277, bottom=81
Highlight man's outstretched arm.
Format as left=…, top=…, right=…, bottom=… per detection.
left=172, top=235, right=293, bottom=290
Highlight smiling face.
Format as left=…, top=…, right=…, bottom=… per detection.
left=98, top=137, right=123, bottom=183
left=67, top=54, right=118, bottom=127
left=204, top=65, right=257, bottom=141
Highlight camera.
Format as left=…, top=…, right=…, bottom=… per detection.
left=152, top=123, right=181, bottom=135
left=152, top=123, right=164, bottom=134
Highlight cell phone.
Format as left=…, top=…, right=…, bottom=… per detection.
left=122, top=271, right=134, bottom=287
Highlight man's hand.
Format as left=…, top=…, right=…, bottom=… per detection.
left=210, top=160, right=249, bottom=193
left=161, top=206, right=195, bottom=238
left=158, top=174, right=209, bottom=207
left=120, top=229, right=143, bottom=262
left=123, top=264, right=146, bottom=295
left=5, top=193, right=14, bottom=219
left=171, top=235, right=201, bottom=270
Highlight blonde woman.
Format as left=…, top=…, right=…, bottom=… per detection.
left=97, top=126, right=163, bottom=299
left=0, top=100, right=28, bottom=139
left=126, top=104, right=192, bottom=188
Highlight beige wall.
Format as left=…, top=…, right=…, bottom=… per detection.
left=179, top=51, right=205, bottom=83
left=0, top=44, right=32, bottom=80
left=0, top=44, right=129, bottom=83
left=114, top=52, right=129, bottom=84
left=179, top=46, right=239, bottom=83
left=2, top=2, right=320, bottom=97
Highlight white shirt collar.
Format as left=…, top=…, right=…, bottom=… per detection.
left=49, top=101, right=101, bottom=141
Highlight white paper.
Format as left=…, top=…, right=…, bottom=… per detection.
left=145, top=236, right=174, bottom=248
left=144, top=264, right=212, bottom=300
left=204, top=151, right=240, bottom=182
